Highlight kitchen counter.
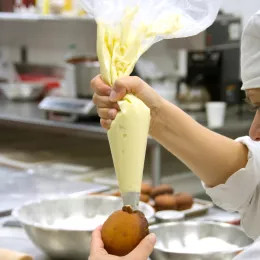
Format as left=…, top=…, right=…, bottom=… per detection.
left=0, top=98, right=253, bottom=137
left=0, top=99, right=108, bottom=141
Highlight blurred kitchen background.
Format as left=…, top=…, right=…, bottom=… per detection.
left=1, top=0, right=260, bottom=200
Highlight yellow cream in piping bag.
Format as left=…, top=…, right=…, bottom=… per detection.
left=108, top=94, right=150, bottom=193
left=96, top=7, right=181, bottom=204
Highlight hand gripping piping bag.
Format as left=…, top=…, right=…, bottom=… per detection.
left=81, top=0, right=221, bottom=208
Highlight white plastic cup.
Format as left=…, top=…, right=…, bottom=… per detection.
left=205, top=102, right=226, bottom=129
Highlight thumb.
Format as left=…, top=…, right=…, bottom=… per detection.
left=109, top=76, right=147, bottom=102
left=125, top=233, right=156, bottom=260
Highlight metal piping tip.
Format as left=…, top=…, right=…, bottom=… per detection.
left=121, top=192, right=140, bottom=210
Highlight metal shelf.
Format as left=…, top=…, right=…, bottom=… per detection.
left=0, top=12, right=94, bottom=22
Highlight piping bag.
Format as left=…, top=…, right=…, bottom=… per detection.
left=81, top=0, right=221, bottom=209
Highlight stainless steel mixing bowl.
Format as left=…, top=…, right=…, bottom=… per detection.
left=150, top=222, right=253, bottom=260
left=12, top=195, right=154, bottom=260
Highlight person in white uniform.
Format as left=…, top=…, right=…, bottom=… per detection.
left=89, top=10, right=260, bottom=260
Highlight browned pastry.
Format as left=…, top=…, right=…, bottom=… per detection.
left=111, top=191, right=121, bottom=197
left=0, top=248, right=33, bottom=260
left=151, top=184, right=174, bottom=199
left=140, top=193, right=150, bottom=203
left=90, top=192, right=108, bottom=196
left=101, top=206, right=149, bottom=256
left=141, top=183, right=153, bottom=196
left=174, top=192, right=194, bottom=211
left=154, top=194, right=177, bottom=211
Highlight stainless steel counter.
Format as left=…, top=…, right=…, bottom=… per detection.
left=0, top=99, right=163, bottom=185
left=0, top=99, right=253, bottom=186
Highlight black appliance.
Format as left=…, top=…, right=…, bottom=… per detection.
left=179, top=11, right=244, bottom=106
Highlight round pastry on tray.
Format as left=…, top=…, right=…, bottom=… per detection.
left=111, top=191, right=121, bottom=197
left=154, top=194, right=177, bottom=211
left=151, top=184, right=174, bottom=199
left=140, top=193, right=150, bottom=203
left=174, top=192, right=194, bottom=211
left=141, top=183, right=153, bottom=196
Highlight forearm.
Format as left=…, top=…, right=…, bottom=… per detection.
left=150, top=99, right=248, bottom=187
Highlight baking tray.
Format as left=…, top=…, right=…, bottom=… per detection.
left=148, top=198, right=214, bottom=218
left=181, top=198, right=214, bottom=218
left=0, top=171, right=109, bottom=216
left=92, top=189, right=214, bottom=219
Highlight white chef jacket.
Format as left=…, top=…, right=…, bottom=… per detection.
left=204, top=136, right=260, bottom=259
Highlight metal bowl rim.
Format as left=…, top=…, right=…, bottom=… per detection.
left=12, top=195, right=154, bottom=231
left=149, top=221, right=252, bottom=255
left=12, top=195, right=120, bottom=231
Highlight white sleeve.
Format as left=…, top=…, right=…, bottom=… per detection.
left=203, top=136, right=260, bottom=239
left=233, top=238, right=260, bottom=260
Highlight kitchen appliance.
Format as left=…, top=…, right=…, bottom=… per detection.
left=38, top=96, right=97, bottom=122
left=13, top=196, right=154, bottom=260
left=177, top=11, right=243, bottom=109
left=177, top=74, right=210, bottom=111
left=39, top=61, right=141, bottom=121
left=65, top=56, right=100, bottom=99
left=38, top=56, right=100, bottom=122
left=75, top=60, right=99, bottom=98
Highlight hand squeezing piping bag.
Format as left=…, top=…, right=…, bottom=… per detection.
left=81, top=0, right=221, bottom=209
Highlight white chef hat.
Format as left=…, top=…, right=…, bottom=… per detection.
left=241, top=10, right=260, bottom=90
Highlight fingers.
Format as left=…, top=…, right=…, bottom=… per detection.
left=109, top=79, right=128, bottom=102
left=97, top=108, right=117, bottom=120
left=93, top=95, right=119, bottom=109
left=100, top=119, right=112, bottom=130
left=92, top=75, right=160, bottom=131
left=90, top=226, right=104, bottom=253
left=125, top=233, right=156, bottom=260
left=91, top=75, right=112, bottom=96
left=91, top=76, right=118, bottom=127
left=109, top=76, right=142, bottom=102
left=109, top=76, right=150, bottom=103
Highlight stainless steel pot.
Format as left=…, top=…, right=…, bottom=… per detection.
left=74, top=60, right=100, bottom=98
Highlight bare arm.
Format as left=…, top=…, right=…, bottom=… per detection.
left=151, top=99, right=248, bottom=187
left=91, top=75, right=249, bottom=188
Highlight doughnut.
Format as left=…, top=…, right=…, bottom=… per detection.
left=151, top=184, right=174, bottom=199
left=174, top=192, right=194, bottom=211
left=111, top=191, right=121, bottom=197
left=141, top=183, right=153, bottom=196
left=154, top=194, right=177, bottom=211
left=140, top=193, right=150, bottom=203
